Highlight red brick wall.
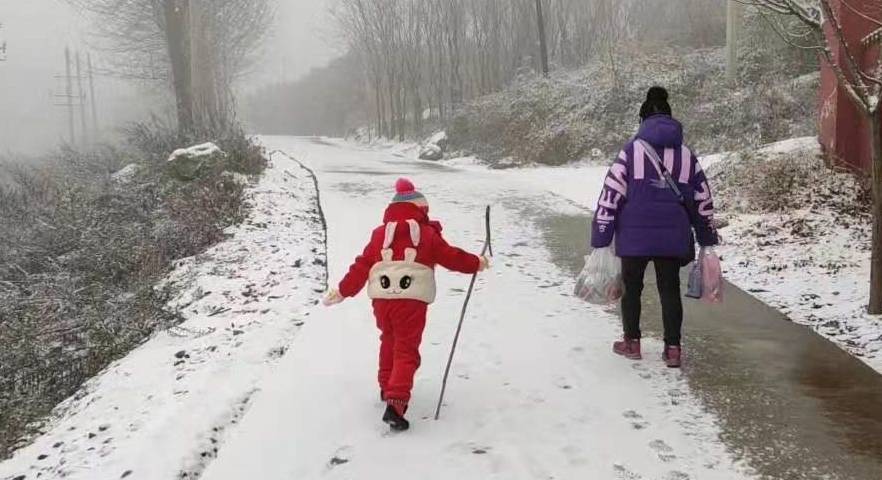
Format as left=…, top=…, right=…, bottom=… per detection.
left=818, top=0, right=882, bottom=174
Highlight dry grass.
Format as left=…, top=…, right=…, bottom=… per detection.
left=0, top=122, right=266, bottom=458
left=713, top=148, right=871, bottom=219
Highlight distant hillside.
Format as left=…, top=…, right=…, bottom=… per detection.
left=445, top=48, right=819, bottom=167
left=243, top=54, right=367, bottom=137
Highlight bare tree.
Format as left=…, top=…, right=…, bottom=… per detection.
left=67, top=0, right=272, bottom=135
left=332, top=0, right=727, bottom=139
left=746, top=0, right=882, bottom=313
left=535, top=0, right=550, bottom=76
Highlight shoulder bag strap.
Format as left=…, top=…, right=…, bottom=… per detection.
left=636, top=139, right=700, bottom=227
left=636, top=139, right=685, bottom=203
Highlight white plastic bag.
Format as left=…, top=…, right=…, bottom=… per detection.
left=574, top=246, right=623, bottom=305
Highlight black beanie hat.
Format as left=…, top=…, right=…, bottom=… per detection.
left=639, top=86, right=672, bottom=121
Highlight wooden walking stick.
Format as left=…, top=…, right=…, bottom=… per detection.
left=435, top=205, right=493, bottom=420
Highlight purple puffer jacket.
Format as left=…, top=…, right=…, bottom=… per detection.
left=591, top=114, right=718, bottom=258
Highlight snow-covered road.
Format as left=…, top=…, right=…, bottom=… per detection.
left=7, top=136, right=880, bottom=480
left=199, top=137, right=752, bottom=480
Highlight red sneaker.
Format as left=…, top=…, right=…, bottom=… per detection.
left=613, top=337, right=642, bottom=360
left=663, top=345, right=682, bottom=368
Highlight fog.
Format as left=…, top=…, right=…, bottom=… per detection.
left=4, top=1, right=882, bottom=479
left=0, top=1, right=86, bottom=153
left=0, top=0, right=337, bottom=154
left=260, top=0, right=337, bottom=86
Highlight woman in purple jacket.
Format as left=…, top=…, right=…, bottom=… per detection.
left=591, top=86, right=718, bottom=368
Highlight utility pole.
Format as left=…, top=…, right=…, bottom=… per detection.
left=75, top=51, right=89, bottom=146
left=726, top=0, right=744, bottom=84
left=0, top=22, right=7, bottom=62
left=64, top=47, right=75, bottom=144
left=535, top=0, right=550, bottom=77
left=87, top=53, right=99, bottom=139
left=52, top=47, right=86, bottom=145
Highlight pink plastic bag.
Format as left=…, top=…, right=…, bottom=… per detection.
left=700, top=247, right=723, bottom=304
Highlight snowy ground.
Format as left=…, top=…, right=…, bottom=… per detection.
left=0, top=136, right=757, bottom=480
left=0, top=153, right=326, bottom=480
left=434, top=135, right=882, bottom=375
left=4, top=133, right=877, bottom=479
left=197, top=136, right=753, bottom=480
left=706, top=138, right=881, bottom=374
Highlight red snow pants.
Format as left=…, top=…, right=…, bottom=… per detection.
left=373, top=299, right=428, bottom=405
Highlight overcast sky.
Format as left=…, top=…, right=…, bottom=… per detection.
left=0, top=0, right=86, bottom=152
left=0, top=0, right=339, bottom=153
left=262, top=0, right=339, bottom=85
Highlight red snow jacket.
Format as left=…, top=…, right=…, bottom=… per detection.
left=338, top=202, right=481, bottom=298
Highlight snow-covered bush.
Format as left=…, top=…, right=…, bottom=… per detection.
left=0, top=123, right=266, bottom=458
left=711, top=140, right=871, bottom=220
left=447, top=48, right=818, bottom=167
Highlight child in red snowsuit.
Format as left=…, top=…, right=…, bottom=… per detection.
left=323, top=178, right=488, bottom=431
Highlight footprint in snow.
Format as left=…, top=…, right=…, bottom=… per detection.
left=613, top=463, right=643, bottom=480
left=667, top=389, right=685, bottom=406
left=649, top=439, right=676, bottom=463
left=622, top=410, right=650, bottom=430
left=650, top=439, right=673, bottom=452
left=328, top=456, right=349, bottom=467
left=665, top=471, right=690, bottom=480
left=631, top=363, right=652, bottom=379
left=328, top=446, right=352, bottom=469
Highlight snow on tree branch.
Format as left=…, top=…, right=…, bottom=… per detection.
left=863, top=27, right=882, bottom=46
left=739, top=0, right=823, bottom=28
left=751, top=0, right=881, bottom=114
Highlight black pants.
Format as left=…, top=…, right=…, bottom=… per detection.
left=621, top=257, right=683, bottom=346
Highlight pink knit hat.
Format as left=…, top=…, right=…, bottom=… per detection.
left=392, top=178, right=429, bottom=211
